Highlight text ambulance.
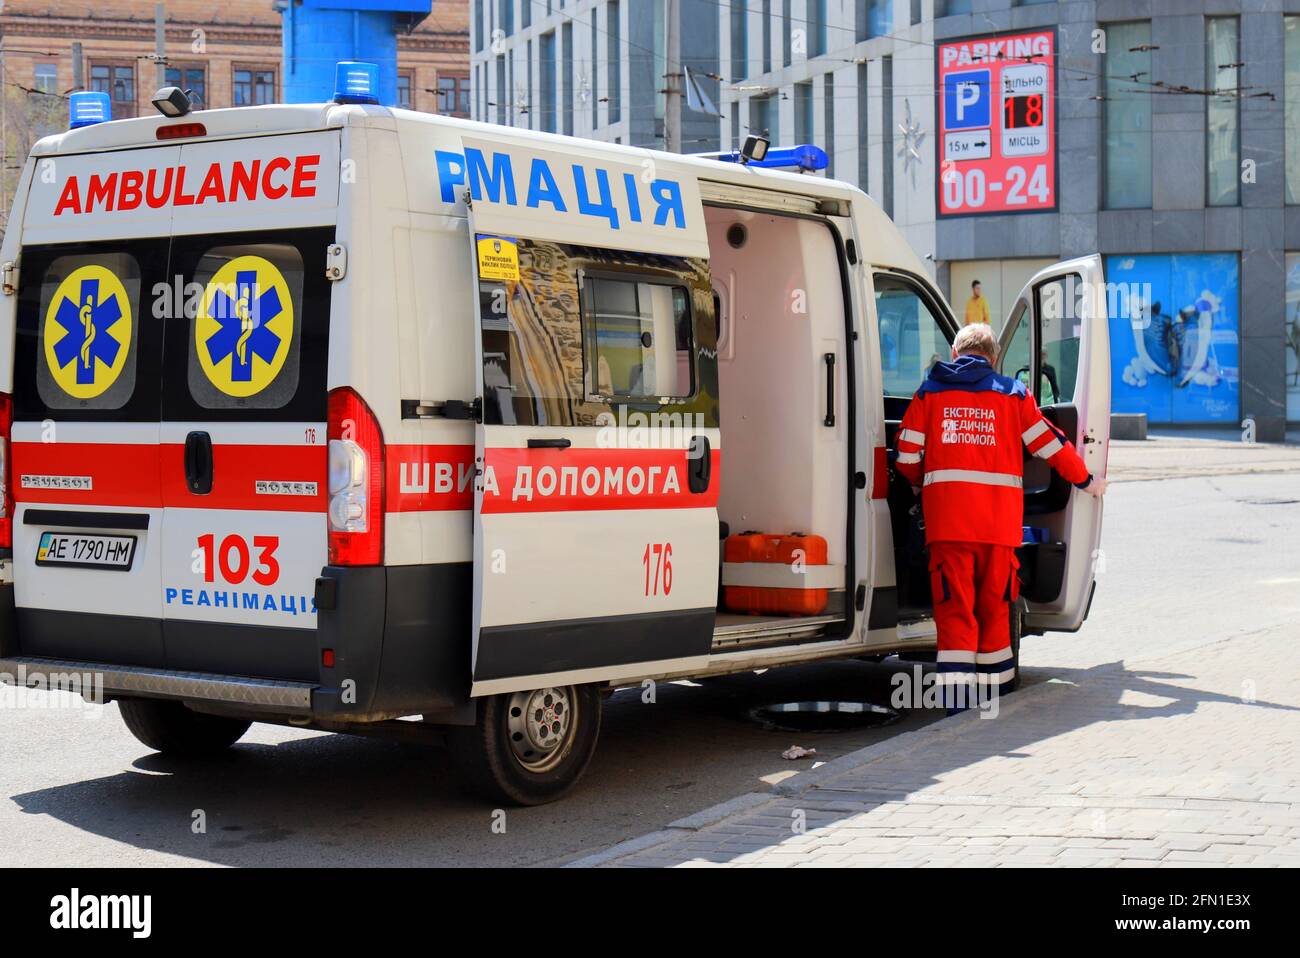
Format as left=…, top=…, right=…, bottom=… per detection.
left=0, top=75, right=1110, bottom=805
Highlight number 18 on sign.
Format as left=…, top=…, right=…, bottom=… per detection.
left=938, top=29, right=1056, bottom=216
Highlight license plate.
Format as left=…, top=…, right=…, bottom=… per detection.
left=36, top=532, right=137, bottom=570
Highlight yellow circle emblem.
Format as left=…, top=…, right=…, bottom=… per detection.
left=196, top=256, right=295, bottom=398
left=44, top=265, right=133, bottom=399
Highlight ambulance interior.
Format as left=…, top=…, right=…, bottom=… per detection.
left=703, top=206, right=852, bottom=644
left=875, top=278, right=956, bottom=620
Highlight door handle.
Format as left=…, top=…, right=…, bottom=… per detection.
left=688, top=435, right=711, bottom=494
left=823, top=352, right=836, bottom=427
left=527, top=437, right=572, bottom=449
left=184, top=431, right=213, bottom=495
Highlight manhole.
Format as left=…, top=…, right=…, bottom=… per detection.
left=747, top=700, right=901, bottom=733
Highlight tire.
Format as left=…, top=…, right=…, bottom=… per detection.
left=449, top=684, right=601, bottom=806
left=1006, top=603, right=1023, bottom=694
left=117, top=698, right=251, bottom=756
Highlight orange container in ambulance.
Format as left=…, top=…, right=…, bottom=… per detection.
left=0, top=73, right=1111, bottom=805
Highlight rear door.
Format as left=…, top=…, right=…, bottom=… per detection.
left=157, top=227, right=332, bottom=680
left=997, top=254, right=1110, bottom=631
left=451, top=138, right=721, bottom=696
left=10, top=236, right=168, bottom=663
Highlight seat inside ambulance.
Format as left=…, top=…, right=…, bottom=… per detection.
left=703, top=207, right=852, bottom=637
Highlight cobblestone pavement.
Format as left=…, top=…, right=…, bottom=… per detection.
left=571, top=604, right=1300, bottom=867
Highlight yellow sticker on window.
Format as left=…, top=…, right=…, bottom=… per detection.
left=44, top=264, right=133, bottom=400
left=476, top=234, right=520, bottom=282
left=195, top=256, right=295, bottom=398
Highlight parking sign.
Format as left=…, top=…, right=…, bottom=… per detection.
left=944, top=69, right=990, bottom=130
left=937, top=29, right=1057, bottom=217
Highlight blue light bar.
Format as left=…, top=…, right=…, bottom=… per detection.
left=714, top=144, right=830, bottom=172
left=69, top=91, right=111, bottom=129
left=333, top=61, right=380, bottom=105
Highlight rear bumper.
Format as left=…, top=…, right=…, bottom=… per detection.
left=0, top=562, right=474, bottom=722
left=0, top=654, right=314, bottom=715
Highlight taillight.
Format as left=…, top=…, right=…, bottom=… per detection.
left=0, top=393, right=11, bottom=549
left=327, top=387, right=384, bottom=565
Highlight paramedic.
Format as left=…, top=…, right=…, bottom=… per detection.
left=893, top=324, right=1106, bottom=711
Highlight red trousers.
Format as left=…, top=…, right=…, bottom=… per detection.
left=929, top=541, right=1018, bottom=700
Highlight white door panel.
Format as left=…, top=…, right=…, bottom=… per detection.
left=1000, top=253, right=1110, bottom=632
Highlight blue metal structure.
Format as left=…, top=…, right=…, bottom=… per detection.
left=277, top=0, right=431, bottom=106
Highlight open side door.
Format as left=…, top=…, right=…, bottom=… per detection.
left=462, top=207, right=721, bottom=698
left=997, top=254, right=1110, bottom=632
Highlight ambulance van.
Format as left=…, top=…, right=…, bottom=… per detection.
left=0, top=72, right=1110, bottom=805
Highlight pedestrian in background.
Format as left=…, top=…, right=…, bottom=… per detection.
left=964, top=279, right=990, bottom=325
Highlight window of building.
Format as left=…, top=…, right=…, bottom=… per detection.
left=1285, top=17, right=1300, bottom=204
left=563, top=20, right=575, bottom=135
left=824, top=74, right=835, bottom=178
left=881, top=55, right=893, bottom=218
left=749, top=94, right=777, bottom=141
left=495, top=56, right=507, bottom=125
left=499, top=0, right=514, bottom=37
left=522, top=0, right=531, bottom=29
left=165, top=65, right=206, bottom=108
left=90, top=63, right=136, bottom=118
left=809, top=0, right=827, bottom=57
left=859, top=0, right=891, bottom=40
left=34, top=63, right=57, bottom=94
left=232, top=67, right=276, bottom=107
left=794, top=81, right=813, bottom=144
left=761, top=0, right=772, bottom=74
left=540, top=32, right=557, bottom=132
left=857, top=62, right=869, bottom=190
left=936, top=0, right=974, bottom=14
left=438, top=75, right=471, bottom=116
left=592, top=17, right=600, bottom=129
left=1103, top=21, right=1152, bottom=209
left=396, top=72, right=412, bottom=110
left=607, top=1, right=621, bottom=123
left=475, top=0, right=485, bottom=52
left=782, top=1, right=792, bottom=67
left=731, top=0, right=748, bottom=81
left=1206, top=17, right=1240, bottom=207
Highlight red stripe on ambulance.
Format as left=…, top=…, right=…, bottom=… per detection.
left=385, top=443, right=475, bottom=512
left=12, top=442, right=163, bottom=507
left=12, top=441, right=325, bottom=512
left=481, top=448, right=720, bottom=514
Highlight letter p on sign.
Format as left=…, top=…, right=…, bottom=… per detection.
left=944, top=69, right=990, bottom=130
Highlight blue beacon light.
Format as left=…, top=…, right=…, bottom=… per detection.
left=716, top=144, right=830, bottom=172
left=68, top=91, right=112, bottom=129
left=333, top=61, right=381, bottom=105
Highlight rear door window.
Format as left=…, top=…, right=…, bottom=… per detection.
left=14, top=240, right=166, bottom=421
left=163, top=228, right=331, bottom=421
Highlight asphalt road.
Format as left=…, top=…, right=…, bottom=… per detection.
left=2, top=436, right=1296, bottom=866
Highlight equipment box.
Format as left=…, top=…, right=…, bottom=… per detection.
left=722, top=533, right=836, bottom=616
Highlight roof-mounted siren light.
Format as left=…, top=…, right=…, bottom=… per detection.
left=715, top=142, right=830, bottom=173
left=68, top=91, right=111, bottom=129
left=333, top=61, right=381, bottom=105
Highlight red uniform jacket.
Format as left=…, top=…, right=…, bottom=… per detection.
left=894, top=355, right=1091, bottom=547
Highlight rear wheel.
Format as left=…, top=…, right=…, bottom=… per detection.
left=449, top=684, right=601, bottom=806
left=117, top=698, right=251, bottom=756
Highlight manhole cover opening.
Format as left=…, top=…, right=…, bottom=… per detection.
left=747, top=700, right=901, bottom=733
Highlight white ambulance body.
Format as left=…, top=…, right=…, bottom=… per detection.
left=0, top=97, right=1110, bottom=804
